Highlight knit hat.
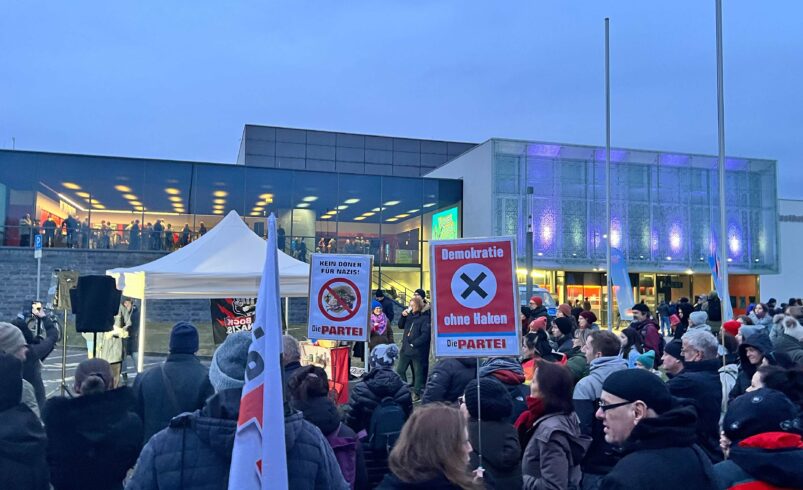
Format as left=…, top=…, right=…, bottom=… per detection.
left=414, top=289, right=427, bottom=300
left=723, top=388, right=798, bottom=443
left=738, top=325, right=761, bottom=339
left=664, top=339, right=683, bottom=361
left=530, top=296, right=543, bottom=306
left=722, top=320, right=742, bottom=337
left=689, top=311, right=708, bottom=326
left=209, top=331, right=252, bottom=392
left=374, top=289, right=385, bottom=298
left=554, top=317, right=573, bottom=336
left=463, top=377, right=513, bottom=421
left=528, top=316, right=547, bottom=331
left=371, top=300, right=382, bottom=310
left=558, top=304, right=572, bottom=318
left=602, top=368, right=673, bottom=414
left=0, top=322, right=25, bottom=355
left=0, top=352, right=23, bottom=411
left=169, top=322, right=199, bottom=354
left=669, top=314, right=681, bottom=327
left=579, top=310, right=597, bottom=325
left=632, top=303, right=650, bottom=314
left=369, top=343, right=399, bottom=370
left=636, top=350, right=656, bottom=370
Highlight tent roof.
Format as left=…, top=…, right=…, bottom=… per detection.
left=107, top=211, right=309, bottom=299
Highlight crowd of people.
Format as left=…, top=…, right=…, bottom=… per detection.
left=2, top=289, right=803, bottom=489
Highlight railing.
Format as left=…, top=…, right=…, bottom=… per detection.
left=372, top=270, right=414, bottom=307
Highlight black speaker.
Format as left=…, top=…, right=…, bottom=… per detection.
left=70, top=275, right=122, bottom=333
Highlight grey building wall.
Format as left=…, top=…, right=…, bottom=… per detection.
left=237, top=125, right=476, bottom=176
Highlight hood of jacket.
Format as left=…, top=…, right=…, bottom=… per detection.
left=363, top=366, right=407, bottom=398
left=589, top=355, right=628, bottom=376
left=43, top=386, right=139, bottom=447
left=729, top=432, right=803, bottom=488
left=172, top=387, right=241, bottom=461
left=479, top=357, right=525, bottom=378
left=682, top=358, right=722, bottom=374
left=292, top=395, right=340, bottom=436
left=738, top=332, right=773, bottom=372
left=0, top=404, right=47, bottom=463
left=533, top=412, right=592, bottom=462
left=619, top=405, right=698, bottom=455
left=468, top=418, right=521, bottom=471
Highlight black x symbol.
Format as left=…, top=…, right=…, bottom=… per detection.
left=460, top=272, right=488, bottom=299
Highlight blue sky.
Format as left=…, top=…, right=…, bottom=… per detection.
left=1, top=1, right=801, bottom=198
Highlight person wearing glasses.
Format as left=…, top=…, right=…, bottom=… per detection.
left=595, top=369, right=718, bottom=490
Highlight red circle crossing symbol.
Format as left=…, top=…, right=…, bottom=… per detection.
left=318, top=277, right=362, bottom=322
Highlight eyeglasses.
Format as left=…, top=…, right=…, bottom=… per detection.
left=597, top=399, right=633, bottom=412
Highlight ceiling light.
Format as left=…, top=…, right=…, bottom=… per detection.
left=362, top=212, right=375, bottom=217
left=302, top=196, right=318, bottom=202
left=407, top=209, right=419, bottom=213
left=296, top=203, right=310, bottom=208
left=383, top=200, right=400, bottom=206
left=213, top=210, right=223, bottom=215
left=250, top=212, right=260, bottom=216
left=423, top=202, right=436, bottom=208
left=324, top=211, right=337, bottom=216
left=344, top=198, right=360, bottom=204
left=63, top=182, right=81, bottom=190
left=123, top=194, right=138, bottom=200
left=165, top=188, right=181, bottom=195
left=213, top=190, right=228, bottom=198
left=169, top=196, right=182, bottom=202
left=336, top=205, right=349, bottom=210
left=92, top=204, right=106, bottom=210
left=371, top=207, right=382, bottom=212
left=213, top=204, right=225, bottom=209
left=114, top=184, right=131, bottom=192
left=686, top=269, right=694, bottom=275
left=665, top=256, right=672, bottom=261
left=321, top=215, right=332, bottom=220
left=76, top=191, right=90, bottom=198
left=253, top=206, right=264, bottom=211
left=386, top=217, right=399, bottom=222
left=129, top=201, right=142, bottom=206
left=210, top=199, right=224, bottom=205
left=396, top=213, right=410, bottom=218
left=354, top=216, right=366, bottom=221
left=259, top=193, right=274, bottom=200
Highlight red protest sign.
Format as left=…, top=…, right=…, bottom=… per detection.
left=430, top=237, right=519, bottom=357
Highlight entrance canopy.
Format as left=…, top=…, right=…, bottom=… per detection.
left=107, top=210, right=309, bottom=299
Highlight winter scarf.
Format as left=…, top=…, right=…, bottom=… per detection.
left=514, top=396, right=545, bottom=450
left=371, top=312, right=388, bottom=335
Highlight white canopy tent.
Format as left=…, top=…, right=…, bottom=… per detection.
left=106, top=210, right=310, bottom=370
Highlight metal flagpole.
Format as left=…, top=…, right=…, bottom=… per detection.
left=475, top=358, right=483, bottom=470
left=715, top=0, right=730, bottom=321
left=605, top=17, right=614, bottom=331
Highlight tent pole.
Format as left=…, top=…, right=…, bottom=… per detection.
left=138, top=297, right=146, bottom=373
left=284, top=296, right=289, bottom=333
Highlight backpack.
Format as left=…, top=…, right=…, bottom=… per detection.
left=367, top=396, right=407, bottom=453
left=326, top=424, right=358, bottom=488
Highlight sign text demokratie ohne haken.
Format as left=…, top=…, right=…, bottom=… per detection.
left=431, top=238, right=519, bottom=357
left=307, top=254, right=372, bottom=342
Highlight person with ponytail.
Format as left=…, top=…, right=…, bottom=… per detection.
left=42, top=358, right=143, bottom=490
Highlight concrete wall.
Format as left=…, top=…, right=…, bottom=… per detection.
left=760, top=199, right=803, bottom=301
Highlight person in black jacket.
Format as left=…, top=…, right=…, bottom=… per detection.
left=396, top=297, right=431, bottom=398
left=375, top=289, right=396, bottom=325
left=11, top=306, right=60, bottom=409
left=132, top=322, right=214, bottom=442
left=0, top=352, right=49, bottom=490
left=550, top=317, right=574, bottom=354
left=668, top=329, right=723, bottom=463
left=421, top=357, right=476, bottom=405
left=596, top=369, right=718, bottom=490
left=43, top=358, right=144, bottom=490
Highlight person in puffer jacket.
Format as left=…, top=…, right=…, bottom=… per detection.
left=421, top=356, right=476, bottom=404
left=479, top=357, right=529, bottom=423
left=126, top=332, right=348, bottom=490
left=715, top=388, right=803, bottom=489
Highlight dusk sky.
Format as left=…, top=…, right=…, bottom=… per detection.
left=2, top=1, right=801, bottom=198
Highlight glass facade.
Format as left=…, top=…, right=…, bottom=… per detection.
left=491, top=139, right=779, bottom=274
left=0, top=149, right=462, bottom=300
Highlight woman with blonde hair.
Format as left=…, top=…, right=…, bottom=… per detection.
left=396, top=296, right=432, bottom=399
left=378, top=404, right=483, bottom=489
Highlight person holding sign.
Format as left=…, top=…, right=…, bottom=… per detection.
left=396, top=297, right=431, bottom=400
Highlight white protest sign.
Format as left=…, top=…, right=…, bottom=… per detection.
left=307, top=254, right=372, bottom=342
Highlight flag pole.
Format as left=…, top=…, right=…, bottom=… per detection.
left=605, top=17, right=614, bottom=331
left=715, top=0, right=730, bottom=321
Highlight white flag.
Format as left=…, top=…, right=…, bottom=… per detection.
left=228, top=214, right=288, bottom=490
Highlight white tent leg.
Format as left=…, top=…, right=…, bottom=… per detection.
left=284, top=297, right=289, bottom=332
left=138, top=298, right=146, bottom=373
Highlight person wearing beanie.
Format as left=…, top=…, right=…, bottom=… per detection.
left=132, top=322, right=213, bottom=442
left=675, top=302, right=694, bottom=339
left=44, top=358, right=143, bottom=490
left=374, top=289, right=395, bottom=325
left=0, top=352, right=49, bottom=490
left=715, top=388, right=803, bottom=489
left=522, top=361, right=590, bottom=490
left=550, top=316, right=574, bottom=353
left=421, top=354, right=476, bottom=405
left=526, top=296, right=548, bottom=326
left=413, top=288, right=427, bottom=304
left=688, top=310, right=712, bottom=332
left=597, top=369, right=718, bottom=490
left=771, top=315, right=803, bottom=365
left=578, top=310, right=599, bottom=331
left=730, top=331, right=774, bottom=401
left=369, top=299, right=394, bottom=352
left=0, top=322, right=41, bottom=418
left=557, top=303, right=572, bottom=319
left=129, top=330, right=350, bottom=489
left=722, top=319, right=742, bottom=338
left=462, top=377, right=522, bottom=489
left=669, top=314, right=681, bottom=336
left=635, top=350, right=655, bottom=370
left=661, top=339, right=684, bottom=378
left=528, top=315, right=548, bottom=332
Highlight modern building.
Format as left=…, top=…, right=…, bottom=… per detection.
left=759, top=199, right=803, bottom=302
left=428, top=138, right=778, bottom=319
